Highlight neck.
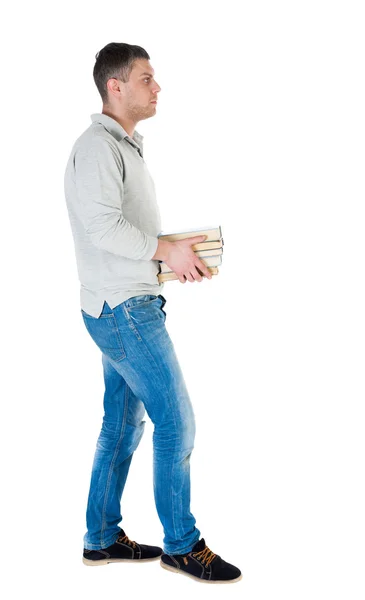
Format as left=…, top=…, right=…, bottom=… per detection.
left=102, top=108, right=136, bottom=138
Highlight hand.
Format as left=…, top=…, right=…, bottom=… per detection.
left=165, top=235, right=213, bottom=283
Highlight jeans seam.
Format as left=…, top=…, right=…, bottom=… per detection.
left=111, top=313, right=127, bottom=361
left=100, top=384, right=129, bottom=546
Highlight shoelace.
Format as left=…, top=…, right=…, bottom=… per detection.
left=189, top=545, right=216, bottom=566
left=117, top=534, right=136, bottom=548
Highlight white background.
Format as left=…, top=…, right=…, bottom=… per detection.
left=2, top=1, right=364, bottom=598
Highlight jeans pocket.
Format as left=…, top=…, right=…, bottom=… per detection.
left=124, top=294, right=158, bottom=310
left=81, top=312, right=126, bottom=362
left=125, top=295, right=167, bottom=330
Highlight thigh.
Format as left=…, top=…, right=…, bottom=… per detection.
left=112, top=295, right=194, bottom=429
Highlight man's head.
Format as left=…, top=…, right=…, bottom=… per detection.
left=93, top=42, right=161, bottom=123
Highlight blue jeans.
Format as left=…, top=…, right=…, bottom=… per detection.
left=80, top=294, right=201, bottom=554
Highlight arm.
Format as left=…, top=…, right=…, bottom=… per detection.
left=74, top=136, right=158, bottom=260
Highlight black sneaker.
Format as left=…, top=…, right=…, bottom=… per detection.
left=83, top=529, right=163, bottom=566
left=160, top=537, right=242, bottom=583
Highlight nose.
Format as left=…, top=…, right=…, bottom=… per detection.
left=152, top=80, right=161, bottom=94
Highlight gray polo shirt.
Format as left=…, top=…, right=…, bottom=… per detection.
left=64, top=112, right=164, bottom=318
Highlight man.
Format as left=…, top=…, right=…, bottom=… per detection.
left=64, top=42, right=241, bottom=583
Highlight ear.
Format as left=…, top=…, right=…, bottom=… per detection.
left=107, top=77, right=123, bottom=99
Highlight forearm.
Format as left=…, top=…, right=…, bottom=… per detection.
left=86, top=213, right=159, bottom=260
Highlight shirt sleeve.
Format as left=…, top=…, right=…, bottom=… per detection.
left=73, top=136, right=158, bottom=260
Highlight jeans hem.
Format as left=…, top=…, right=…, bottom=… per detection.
left=163, top=534, right=201, bottom=556
left=83, top=530, right=120, bottom=550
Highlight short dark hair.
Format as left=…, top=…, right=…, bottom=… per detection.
left=93, top=42, right=150, bottom=104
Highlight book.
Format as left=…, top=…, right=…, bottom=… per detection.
left=157, top=225, right=223, bottom=244
left=194, top=247, right=223, bottom=258
left=189, top=240, right=223, bottom=252
left=159, top=254, right=222, bottom=274
left=158, top=266, right=219, bottom=283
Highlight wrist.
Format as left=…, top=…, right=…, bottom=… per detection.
left=151, top=239, right=173, bottom=262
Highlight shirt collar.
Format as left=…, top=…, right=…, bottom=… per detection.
left=90, top=112, right=144, bottom=151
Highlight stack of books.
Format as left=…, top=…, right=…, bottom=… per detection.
left=156, top=225, right=224, bottom=283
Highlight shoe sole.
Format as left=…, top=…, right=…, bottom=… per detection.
left=160, top=560, right=242, bottom=583
left=83, top=556, right=161, bottom=566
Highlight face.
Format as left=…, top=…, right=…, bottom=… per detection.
left=108, top=58, right=161, bottom=122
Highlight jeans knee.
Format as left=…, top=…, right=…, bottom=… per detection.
left=96, top=417, right=145, bottom=453
left=153, top=412, right=196, bottom=456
